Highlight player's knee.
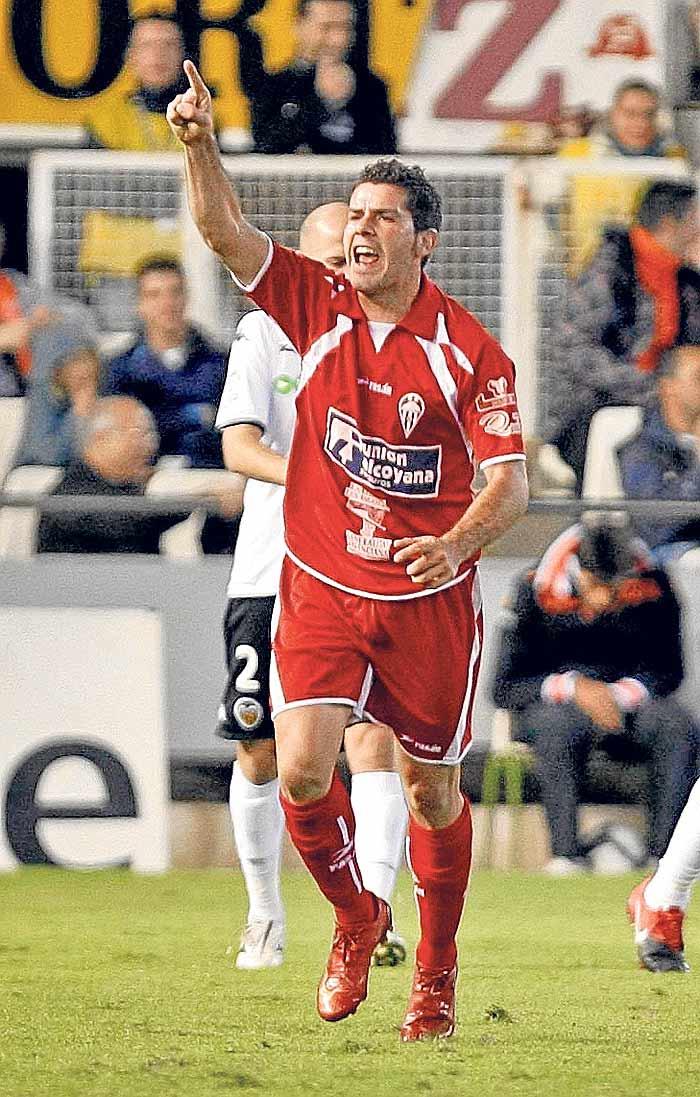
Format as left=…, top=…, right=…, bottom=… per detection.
left=402, top=782, right=445, bottom=827
left=236, top=737, right=277, bottom=783
left=278, top=765, right=330, bottom=805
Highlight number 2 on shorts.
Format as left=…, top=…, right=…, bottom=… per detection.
left=234, top=643, right=261, bottom=693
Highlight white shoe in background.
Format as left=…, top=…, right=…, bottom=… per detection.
left=232, top=920, right=285, bottom=969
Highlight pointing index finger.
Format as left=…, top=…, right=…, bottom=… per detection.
left=184, top=59, right=208, bottom=99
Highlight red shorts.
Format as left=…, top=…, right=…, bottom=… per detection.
left=270, top=558, right=483, bottom=764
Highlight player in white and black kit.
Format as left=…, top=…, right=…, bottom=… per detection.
left=215, top=202, right=408, bottom=969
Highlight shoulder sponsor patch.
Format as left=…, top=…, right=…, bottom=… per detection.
left=324, top=408, right=441, bottom=497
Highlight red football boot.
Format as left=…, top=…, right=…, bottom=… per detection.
left=627, top=876, right=689, bottom=973
left=317, top=897, right=392, bottom=1022
left=400, top=962, right=458, bottom=1042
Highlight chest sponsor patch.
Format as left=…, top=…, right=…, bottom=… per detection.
left=324, top=408, right=441, bottom=498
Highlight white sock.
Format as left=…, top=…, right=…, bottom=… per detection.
left=644, top=775, right=700, bottom=911
left=351, top=770, right=408, bottom=904
left=229, top=762, right=285, bottom=925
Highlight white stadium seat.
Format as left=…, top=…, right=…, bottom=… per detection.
left=582, top=406, right=643, bottom=500
left=0, top=398, right=27, bottom=487
left=0, top=465, right=63, bottom=557
left=146, top=466, right=245, bottom=559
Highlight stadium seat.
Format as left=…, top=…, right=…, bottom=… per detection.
left=0, top=465, right=62, bottom=557
left=582, top=406, right=643, bottom=500
left=0, top=398, right=27, bottom=487
left=145, top=467, right=244, bottom=559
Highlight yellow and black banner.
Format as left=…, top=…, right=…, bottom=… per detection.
left=0, top=0, right=433, bottom=129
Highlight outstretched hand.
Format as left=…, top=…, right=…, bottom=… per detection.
left=166, top=60, right=214, bottom=144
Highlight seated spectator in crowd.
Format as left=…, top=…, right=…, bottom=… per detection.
left=492, top=518, right=697, bottom=875
left=239, top=0, right=396, bottom=154
left=37, top=396, right=242, bottom=555
left=17, top=338, right=100, bottom=468
left=84, top=15, right=204, bottom=152
left=559, top=79, right=686, bottom=160
left=0, top=230, right=100, bottom=466
left=104, top=257, right=226, bottom=469
left=618, top=343, right=700, bottom=561
left=542, top=180, right=700, bottom=492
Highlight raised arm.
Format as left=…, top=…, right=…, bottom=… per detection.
left=167, top=61, right=269, bottom=285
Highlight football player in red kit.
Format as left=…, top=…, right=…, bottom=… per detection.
left=168, top=62, right=528, bottom=1041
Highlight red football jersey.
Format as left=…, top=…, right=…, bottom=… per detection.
left=235, top=240, right=525, bottom=600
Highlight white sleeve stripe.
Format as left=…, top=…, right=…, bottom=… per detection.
left=479, top=453, right=527, bottom=469
left=228, top=235, right=274, bottom=292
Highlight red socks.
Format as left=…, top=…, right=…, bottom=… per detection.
left=407, top=797, right=473, bottom=970
left=280, top=770, right=377, bottom=927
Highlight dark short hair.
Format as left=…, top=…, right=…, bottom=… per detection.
left=578, top=517, right=638, bottom=581
left=351, top=158, right=442, bottom=234
left=612, top=78, right=661, bottom=106
left=136, top=256, right=184, bottom=284
left=636, top=180, right=697, bottom=230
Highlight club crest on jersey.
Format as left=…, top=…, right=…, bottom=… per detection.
left=325, top=408, right=441, bottom=497
left=398, top=392, right=425, bottom=438
left=233, top=697, right=264, bottom=731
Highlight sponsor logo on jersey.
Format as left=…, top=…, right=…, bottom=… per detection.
left=273, top=373, right=299, bottom=395
left=357, top=377, right=393, bottom=396
left=233, top=697, right=264, bottom=731
left=398, top=392, right=425, bottom=438
left=325, top=408, right=441, bottom=498
left=475, top=376, right=517, bottom=415
left=344, top=483, right=393, bottom=561
left=479, top=409, right=522, bottom=437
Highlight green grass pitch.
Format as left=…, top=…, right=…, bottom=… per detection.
left=2, top=868, right=699, bottom=1097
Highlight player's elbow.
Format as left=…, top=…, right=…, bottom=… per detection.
left=499, top=461, right=529, bottom=520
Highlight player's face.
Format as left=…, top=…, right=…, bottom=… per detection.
left=344, top=183, right=431, bottom=296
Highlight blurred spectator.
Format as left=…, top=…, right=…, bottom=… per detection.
left=549, top=104, right=597, bottom=147
left=492, top=518, right=698, bottom=874
left=37, top=396, right=242, bottom=554
left=0, top=226, right=100, bottom=467
left=618, top=343, right=700, bottom=561
left=542, top=180, right=700, bottom=493
left=559, top=79, right=685, bottom=160
left=238, top=0, right=396, bottom=154
left=104, top=257, right=226, bottom=469
left=84, top=15, right=196, bottom=151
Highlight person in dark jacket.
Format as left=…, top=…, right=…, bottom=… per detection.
left=618, top=343, right=700, bottom=560
left=104, top=257, right=226, bottom=469
left=37, top=396, right=243, bottom=555
left=491, top=518, right=697, bottom=873
left=37, top=396, right=184, bottom=554
left=238, top=0, right=396, bottom=155
left=543, top=180, right=700, bottom=492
